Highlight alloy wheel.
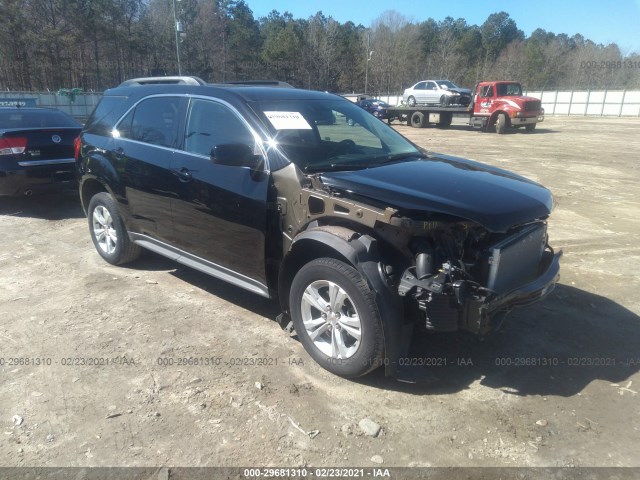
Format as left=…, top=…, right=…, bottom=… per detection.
left=300, top=280, right=362, bottom=359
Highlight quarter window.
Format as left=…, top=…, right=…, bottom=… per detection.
left=184, top=99, right=254, bottom=157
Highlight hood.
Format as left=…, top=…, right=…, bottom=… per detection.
left=449, top=88, right=472, bottom=95
left=497, top=95, right=540, bottom=107
left=320, top=154, right=553, bottom=232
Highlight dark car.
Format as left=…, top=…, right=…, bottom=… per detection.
left=357, top=99, right=395, bottom=121
left=0, top=107, right=82, bottom=196
left=77, top=77, right=561, bottom=379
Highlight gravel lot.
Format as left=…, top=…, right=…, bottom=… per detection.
left=1, top=116, right=639, bottom=470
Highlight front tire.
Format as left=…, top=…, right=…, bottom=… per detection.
left=88, top=192, right=141, bottom=265
left=289, top=258, right=384, bottom=378
left=495, top=113, right=507, bottom=134
left=525, top=123, right=536, bottom=132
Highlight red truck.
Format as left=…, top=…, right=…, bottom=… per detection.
left=386, top=80, right=545, bottom=133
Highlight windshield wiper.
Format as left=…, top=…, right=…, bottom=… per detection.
left=305, top=152, right=427, bottom=173
left=305, top=163, right=372, bottom=173
left=379, top=152, right=427, bottom=164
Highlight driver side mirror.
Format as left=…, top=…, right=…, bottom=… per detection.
left=211, top=143, right=262, bottom=169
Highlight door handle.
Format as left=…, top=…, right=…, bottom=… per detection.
left=172, top=167, right=193, bottom=182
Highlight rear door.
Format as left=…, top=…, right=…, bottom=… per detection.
left=169, top=97, right=270, bottom=292
left=113, top=95, right=185, bottom=241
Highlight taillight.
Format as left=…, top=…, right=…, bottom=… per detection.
left=74, top=136, right=81, bottom=161
left=0, top=137, right=28, bottom=156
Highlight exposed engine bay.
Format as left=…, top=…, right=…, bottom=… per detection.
left=273, top=165, right=558, bottom=336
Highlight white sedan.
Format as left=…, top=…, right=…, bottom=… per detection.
left=402, top=80, right=472, bottom=107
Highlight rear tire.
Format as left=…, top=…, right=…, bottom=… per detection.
left=407, top=96, right=416, bottom=107
left=410, top=111, right=425, bottom=128
left=88, top=192, right=141, bottom=265
left=289, top=258, right=384, bottom=378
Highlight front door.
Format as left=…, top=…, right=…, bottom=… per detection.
left=425, top=81, right=439, bottom=104
left=170, top=98, right=270, bottom=292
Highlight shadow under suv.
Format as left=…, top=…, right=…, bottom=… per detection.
left=77, top=76, right=561, bottom=378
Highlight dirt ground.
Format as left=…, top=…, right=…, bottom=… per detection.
left=1, top=116, right=639, bottom=470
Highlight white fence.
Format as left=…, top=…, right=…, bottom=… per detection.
left=4, top=89, right=640, bottom=119
left=374, top=90, right=640, bottom=117
left=523, top=90, right=640, bottom=116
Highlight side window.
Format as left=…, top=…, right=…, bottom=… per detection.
left=414, top=82, right=426, bottom=90
left=481, top=86, right=494, bottom=98
left=117, top=96, right=181, bottom=148
left=426, top=82, right=437, bottom=90
left=184, top=99, right=254, bottom=157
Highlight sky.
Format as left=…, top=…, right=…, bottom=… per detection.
left=246, top=0, right=640, bottom=55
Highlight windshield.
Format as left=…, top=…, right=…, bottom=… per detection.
left=496, top=83, right=523, bottom=96
left=436, top=81, right=458, bottom=89
left=253, top=98, right=420, bottom=172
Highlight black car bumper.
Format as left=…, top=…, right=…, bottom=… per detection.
left=372, top=109, right=396, bottom=120
left=446, top=94, right=471, bottom=106
left=456, top=247, right=562, bottom=335
left=0, top=162, right=77, bottom=196
left=486, top=248, right=562, bottom=313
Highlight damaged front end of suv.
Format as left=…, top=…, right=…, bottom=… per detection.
left=258, top=95, right=561, bottom=378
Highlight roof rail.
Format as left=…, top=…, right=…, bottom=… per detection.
left=118, top=76, right=207, bottom=87
left=216, top=80, right=295, bottom=89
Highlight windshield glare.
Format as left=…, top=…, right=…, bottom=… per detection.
left=437, top=81, right=457, bottom=89
left=255, top=99, right=419, bottom=172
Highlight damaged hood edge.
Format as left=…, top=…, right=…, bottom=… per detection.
left=319, top=153, right=554, bottom=233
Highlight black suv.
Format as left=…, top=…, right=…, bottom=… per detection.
left=77, top=76, right=561, bottom=378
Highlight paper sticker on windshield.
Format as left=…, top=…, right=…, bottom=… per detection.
left=264, top=111, right=312, bottom=130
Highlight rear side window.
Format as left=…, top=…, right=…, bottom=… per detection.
left=117, top=96, right=181, bottom=148
left=84, top=96, right=128, bottom=135
left=183, top=99, right=254, bottom=157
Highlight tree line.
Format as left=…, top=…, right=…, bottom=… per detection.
left=1, top=0, right=639, bottom=93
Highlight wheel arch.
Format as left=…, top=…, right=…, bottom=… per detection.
left=279, top=227, right=408, bottom=377
left=489, top=110, right=511, bottom=127
left=80, top=177, right=110, bottom=214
